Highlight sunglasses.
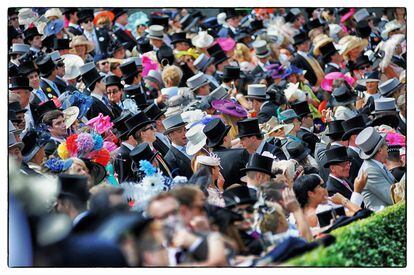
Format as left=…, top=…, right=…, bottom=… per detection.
left=99, top=61, right=109, bottom=65
left=81, top=18, right=93, bottom=24
left=142, top=125, right=154, bottom=131
left=235, top=206, right=255, bottom=215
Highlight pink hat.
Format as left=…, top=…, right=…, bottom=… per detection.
left=211, top=99, right=248, bottom=118
left=321, top=72, right=355, bottom=92
left=340, top=8, right=356, bottom=23
left=216, top=37, right=236, bottom=52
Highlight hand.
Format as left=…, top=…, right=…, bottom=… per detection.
left=282, top=188, right=300, bottom=213
left=156, top=94, right=168, bottom=104
left=217, top=173, right=225, bottom=192
left=172, top=229, right=198, bottom=249
left=321, top=108, right=333, bottom=123
left=329, top=193, right=346, bottom=205
left=354, top=171, right=368, bottom=193
left=190, top=216, right=210, bottom=233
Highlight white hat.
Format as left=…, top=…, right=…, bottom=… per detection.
left=62, top=54, right=84, bottom=80
left=18, top=8, right=38, bottom=28
left=191, top=31, right=214, bottom=49
left=283, top=83, right=307, bottom=102
left=146, top=25, right=164, bottom=40
left=329, top=24, right=343, bottom=38
left=62, top=106, right=79, bottom=129
left=44, top=8, right=62, bottom=20
left=181, top=109, right=206, bottom=129
left=381, top=20, right=402, bottom=40
left=185, top=124, right=207, bottom=155
left=196, top=154, right=221, bottom=167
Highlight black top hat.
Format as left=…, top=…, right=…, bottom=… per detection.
left=331, top=84, right=357, bottom=106
left=371, top=113, right=400, bottom=129
left=21, top=128, right=50, bottom=161
left=356, top=20, right=372, bottom=39
left=9, top=26, right=22, bottom=44
left=9, top=101, right=27, bottom=114
left=144, top=103, right=166, bottom=121
left=23, top=27, right=41, bottom=43
left=222, top=66, right=240, bottom=82
left=77, top=9, right=94, bottom=24
left=54, top=38, right=71, bottom=50
left=305, top=18, right=323, bottom=32
left=58, top=174, right=90, bottom=202
left=149, top=14, right=169, bottom=29
left=285, top=8, right=303, bottom=23
left=81, top=158, right=107, bottom=185
left=123, top=85, right=148, bottom=109
left=286, top=141, right=310, bottom=162
left=293, top=31, right=309, bottom=46
left=223, top=185, right=257, bottom=208
left=170, top=32, right=191, bottom=45
left=319, top=41, right=338, bottom=62
left=112, top=112, right=132, bottom=140
left=8, top=110, right=21, bottom=122
left=237, top=118, right=262, bottom=138
left=81, top=67, right=104, bottom=89
left=354, top=54, right=371, bottom=69
left=104, top=75, right=124, bottom=89
left=137, top=37, right=153, bottom=54
left=207, top=43, right=222, bottom=56
left=36, top=55, right=57, bottom=77
left=42, top=34, right=57, bottom=50
left=33, top=100, right=58, bottom=124
left=203, top=118, right=231, bottom=148
left=224, top=8, right=238, bottom=21
left=156, top=45, right=175, bottom=67
left=9, top=76, right=33, bottom=91
left=112, top=8, right=127, bottom=22
left=180, top=14, right=197, bottom=31
left=241, top=153, right=274, bottom=176
left=207, top=44, right=228, bottom=65
left=125, top=111, right=154, bottom=137
left=9, top=63, right=20, bottom=78
left=17, top=60, right=38, bottom=76
left=326, top=120, right=345, bottom=139
left=129, top=142, right=158, bottom=164
left=119, top=60, right=141, bottom=81
left=341, top=115, right=365, bottom=140
left=248, top=20, right=264, bottom=34
left=291, top=101, right=311, bottom=118
left=324, top=146, right=351, bottom=168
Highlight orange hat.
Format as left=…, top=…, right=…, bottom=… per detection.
left=93, top=10, right=115, bottom=26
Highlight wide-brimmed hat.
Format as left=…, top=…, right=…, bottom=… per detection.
left=203, top=118, right=231, bottom=148
left=170, top=32, right=191, bottom=45
left=185, top=124, right=207, bottom=155
left=94, top=10, right=115, bottom=26
left=278, top=109, right=300, bottom=123
left=70, top=35, right=95, bottom=53
left=146, top=25, right=164, bottom=40
left=129, top=142, right=158, bottom=164
left=356, top=20, right=372, bottom=39
left=186, top=72, right=210, bottom=92
left=340, top=36, right=368, bottom=59
left=194, top=53, right=214, bottom=72
left=9, top=76, right=33, bottom=91
left=58, top=174, right=90, bottom=202
left=144, top=70, right=163, bottom=88
left=283, top=83, right=307, bottom=102
left=355, top=126, right=386, bottom=159
left=162, top=114, right=187, bottom=135
left=331, top=84, right=357, bottom=106
left=280, top=65, right=303, bottom=79
left=341, top=115, right=366, bottom=141
left=123, top=85, right=148, bottom=109
left=192, top=31, right=214, bottom=49
left=252, top=40, right=271, bottom=58
left=180, top=13, right=198, bottom=32
left=285, top=141, right=311, bottom=162
left=43, top=19, right=65, bottom=38
left=325, top=120, right=345, bottom=139
left=211, top=99, right=248, bottom=118
left=8, top=131, right=24, bottom=150
left=237, top=118, right=262, bottom=138
left=81, top=158, right=107, bottom=185
left=125, top=111, right=154, bottom=137
left=80, top=63, right=104, bottom=89
left=144, top=103, right=166, bottom=121
left=246, top=84, right=269, bottom=101
left=9, top=43, right=30, bottom=55
left=223, top=185, right=257, bottom=208
left=321, top=72, right=355, bottom=92
left=356, top=70, right=380, bottom=86
left=119, top=59, right=141, bottom=81
left=36, top=55, right=57, bottom=77
left=260, top=116, right=294, bottom=137
left=62, top=106, right=79, bottom=129
left=216, top=37, right=236, bottom=52
left=312, top=34, right=334, bottom=56
left=378, top=77, right=403, bottom=97
left=62, top=54, right=84, bottom=81
left=324, top=146, right=351, bottom=168
left=290, top=100, right=311, bottom=118
left=241, top=153, right=274, bottom=176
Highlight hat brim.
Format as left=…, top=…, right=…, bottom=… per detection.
left=245, top=94, right=270, bottom=101
left=240, top=167, right=274, bottom=177
left=237, top=131, right=263, bottom=139
left=189, top=79, right=211, bottom=93
left=380, top=83, right=404, bottom=97
left=359, top=134, right=386, bottom=160
left=211, top=102, right=248, bottom=118
left=356, top=78, right=380, bottom=86
left=371, top=114, right=400, bottom=129
left=291, top=147, right=311, bottom=162
left=323, top=157, right=352, bottom=168
left=147, top=34, right=164, bottom=40
left=127, top=120, right=155, bottom=138
left=186, top=136, right=207, bottom=155
left=206, top=125, right=231, bottom=148
left=9, top=85, right=33, bottom=91
left=9, top=141, right=24, bottom=151
left=63, top=107, right=79, bottom=129
left=164, top=122, right=187, bottom=135
left=256, top=51, right=271, bottom=58
left=85, top=74, right=105, bottom=89
left=341, top=127, right=365, bottom=141
left=331, top=94, right=358, bottom=106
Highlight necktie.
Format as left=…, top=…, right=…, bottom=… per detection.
left=50, top=82, right=61, bottom=97
left=383, top=166, right=396, bottom=183
left=342, top=179, right=353, bottom=193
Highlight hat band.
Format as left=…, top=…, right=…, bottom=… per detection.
left=362, top=135, right=383, bottom=155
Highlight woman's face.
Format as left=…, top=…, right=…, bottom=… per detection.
left=75, top=45, right=87, bottom=57
left=309, top=178, right=328, bottom=205
left=70, top=161, right=89, bottom=176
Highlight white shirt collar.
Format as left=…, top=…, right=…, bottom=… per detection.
left=349, top=146, right=360, bottom=154
left=73, top=211, right=88, bottom=226
left=91, top=92, right=104, bottom=102
left=122, top=141, right=135, bottom=151
left=327, top=62, right=340, bottom=69
left=329, top=173, right=345, bottom=183
left=255, top=139, right=266, bottom=154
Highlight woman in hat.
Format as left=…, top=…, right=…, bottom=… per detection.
left=379, top=34, right=406, bottom=79
left=70, top=35, right=95, bottom=62
left=175, top=48, right=199, bottom=74
left=211, top=99, right=248, bottom=141
left=233, top=43, right=257, bottom=72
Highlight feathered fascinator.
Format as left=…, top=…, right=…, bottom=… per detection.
left=58, top=90, right=93, bottom=119
left=44, top=158, right=73, bottom=173
left=86, top=113, right=114, bottom=134
left=141, top=55, right=159, bottom=78
left=386, top=132, right=406, bottom=147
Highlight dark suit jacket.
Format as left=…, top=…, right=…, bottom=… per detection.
left=291, top=53, right=318, bottom=86
left=326, top=176, right=354, bottom=200
left=347, top=147, right=363, bottom=184
left=164, top=146, right=193, bottom=179
left=213, top=146, right=250, bottom=189
left=67, top=25, right=83, bottom=36
left=44, top=139, right=61, bottom=158
left=324, top=63, right=341, bottom=74
left=113, top=28, right=137, bottom=52
left=297, top=128, right=320, bottom=155
left=398, top=115, right=406, bottom=136
left=94, top=27, right=113, bottom=55
left=86, top=96, right=115, bottom=120
left=40, top=79, right=60, bottom=98
left=53, top=77, right=68, bottom=94
left=113, top=144, right=134, bottom=183
left=153, top=136, right=170, bottom=157
left=109, top=102, right=123, bottom=118
left=258, top=101, right=279, bottom=124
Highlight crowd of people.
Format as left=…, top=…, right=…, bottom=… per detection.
left=8, top=7, right=406, bottom=267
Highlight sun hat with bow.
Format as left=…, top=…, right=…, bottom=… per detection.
left=196, top=153, right=221, bottom=167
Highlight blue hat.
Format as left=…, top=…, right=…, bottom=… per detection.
left=278, top=109, right=300, bottom=122
left=43, top=19, right=64, bottom=37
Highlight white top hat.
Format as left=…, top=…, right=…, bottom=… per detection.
left=185, top=124, right=207, bottom=155
left=146, top=25, right=164, bottom=40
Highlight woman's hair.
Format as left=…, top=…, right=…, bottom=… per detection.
left=96, top=16, right=111, bottom=28
left=233, top=43, right=252, bottom=63
left=162, top=65, right=183, bottom=87
left=293, top=174, right=321, bottom=208
left=191, top=150, right=209, bottom=172
left=259, top=202, right=287, bottom=234
left=221, top=114, right=239, bottom=141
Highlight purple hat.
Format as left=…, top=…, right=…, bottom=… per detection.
left=266, top=63, right=285, bottom=79
left=211, top=99, right=248, bottom=118
left=281, top=65, right=303, bottom=79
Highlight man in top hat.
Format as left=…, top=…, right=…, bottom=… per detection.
left=36, top=54, right=63, bottom=98
left=220, top=65, right=241, bottom=92
left=285, top=8, right=305, bottom=30
left=81, top=63, right=115, bottom=120
left=20, top=128, right=50, bottom=176
left=144, top=103, right=171, bottom=157
left=186, top=72, right=211, bottom=98
left=291, top=100, right=320, bottom=155
left=112, top=8, right=137, bottom=52
left=9, top=76, right=36, bottom=131
left=252, top=40, right=273, bottom=71
left=241, top=153, right=274, bottom=197
left=291, top=31, right=325, bottom=87
left=56, top=174, right=90, bottom=226
left=218, top=8, right=240, bottom=38
left=207, top=43, right=230, bottom=78
left=378, top=77, right=404, bottom=101
left=54, top=38, right=71, bottom=55
left=371, top=98, right=400, bottom=129
left=246, top=84, right=278, bottom=124
left=104, top=75, right=125, bottom=118
left=51, top=51, right=69, bottom=94
left=355, top=127, right=395, bottom=211
left=331, top=84, right=359, bottom=120
left=203, top=118, right=250, bottom=189
left=63, top=8, right=82, bottom=36
left=23, top=26, right=42, bottom=53
left=317, top=40, right=344, bottom=74
left=170, top=32, right=192, bottom=51
left=162, top=114, right=193, bottom=179
left=146, top=25, right=166, bottom=50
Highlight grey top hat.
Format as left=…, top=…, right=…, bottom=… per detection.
left=144, top=69, right=163, bottom=87
left=353, top=8, right=370, bottom=23
left=252, top=40, right=270, bottom=58
left=279, top=109, right=299, bottom=122
left=208, top=86, right=229, bottom=101
left=146, top=25, right=164, bottom=40
left=378, top=77, right=403, bottom=97
left=49, top=50, right=64, bottom=63
left=372, top=98, right=398, bottom=115
left=186, top=72, right=210, bottom=92
left=162, top=114, right=187, bottom=135
left=9, top=43, right=30, bottom=55
left=9, top=120, right=22, bottom=135
left=246, top=84, right=269, bottom=100
left=355, top=126, right=386, bottom=159
left=8, top=132, right=24, bottom=150
left=194, top=53, right=214, bottom=72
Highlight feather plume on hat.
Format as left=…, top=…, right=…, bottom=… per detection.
left=266, top=16, right=298, bottom=45
left=379, top=34, right=406, bottom=72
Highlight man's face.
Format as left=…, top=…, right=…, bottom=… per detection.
left=106, top=85, right=123, bottom=103
left=50, top=115, right=67, bottom=137
left=9, top=146, right=23, bottom=166
left=301, top=113, right=314, bottom=128
left=11, top=89, right=30, bottom=107
left=227, top=17, right=240, bottom=28
left=148, top=197, right=179, bottom=220
left=366, top=81, right=378, bottom=92
left=80, top=18, right=94, bottom=31
left=168, top=126, right=187, bottom=146
left=9, top=14, right=19, bottom=28
left=233, top=204, right=255, bottom=231
left=140, top=124, right=156, bottom=144
left=16, top=113, right=26, bottom=130
left=117, top=13, right=129, bottom=25
left=331, top=161, right=351, bottom=178
left=197, top=84, right=210, bottom=96
left=56, top=62, right=65, bottom=77
left=150, top=38, right=164, bottom=49
left=31, top=35, right=42, bottom=49
left=175, top=42, right=190, bottom=51
left=98, top=59, right=110, bottom=73
left=28, top=71, right=40, bottom=89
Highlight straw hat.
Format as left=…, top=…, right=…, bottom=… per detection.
left=312, top=34, right=334, bottom=56
left=70, top=35, right=95, bottom=53
left=339, top=36, right=368, bottom=59
left=260, top=116, right=294, bottom=138
left=44, top=8, right=63, bottom=20
left=63, top=106, right=80, bottom=129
